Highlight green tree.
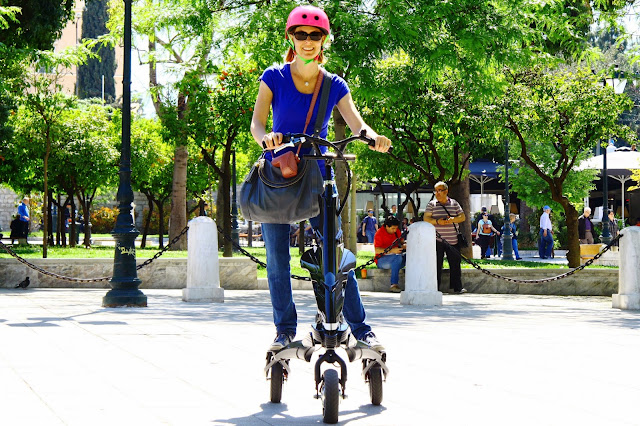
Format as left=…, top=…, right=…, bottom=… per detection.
left=55, top=103, right=119, bottom=247
left=0, top=1, right=74, bottom=50
left=128, top=116, right=173, bottom=248
left=190, top=63, right=259, bottom=256
left=501, top=67, right=635, bottom=267
left=78, top=0, right=116, bottom=101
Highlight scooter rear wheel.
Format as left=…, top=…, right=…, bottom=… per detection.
left=270, top=362, right=284, bottom=403
left=321, top=369, right=340, bottom=424
left=367, top=363, right=383, bottom=405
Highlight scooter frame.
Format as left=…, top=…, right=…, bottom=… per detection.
left=263, top=131, right=390, bottom=421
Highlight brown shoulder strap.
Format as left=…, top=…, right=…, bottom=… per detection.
left=302, top=69, right=325, bottom=135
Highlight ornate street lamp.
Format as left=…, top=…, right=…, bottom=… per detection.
left=502, top=139, right=513, bottom=260
left=231, top=149, right=239, bottom=250
left=103, top=0, right=146, bottom=307
left=600, top=66, right=627, bottom=245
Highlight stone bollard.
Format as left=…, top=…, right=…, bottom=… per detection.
left=612, top=226, right=640, bottom=310
left=182, top=216, right=224, bottom=303
left=400, top=222, right=442, bottom=306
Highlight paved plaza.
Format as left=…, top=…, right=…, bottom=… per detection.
left=0, top=288, right=639, bottom=426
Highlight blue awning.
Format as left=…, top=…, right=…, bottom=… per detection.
left=469, top=159, right=501, bottom=179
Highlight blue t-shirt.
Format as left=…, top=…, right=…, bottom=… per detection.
left=259, top=64, right=350, bottom=172
left=18, top=203, right=29, bottom=222
left=362, top=216, right=377, bottom=233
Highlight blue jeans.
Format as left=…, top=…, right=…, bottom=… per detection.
left=511, top=237, right=521, bottom=259
left=539, top=229, right=553, bottom=258
left=376, top=254, right=406, bottom=285
left=365, top=230, right=375, bottom=243
left=262, top=222, right=372, bottom=341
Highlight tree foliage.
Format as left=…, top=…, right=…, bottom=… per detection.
left=78, top=0, right=116, bottom=101
left=501, top=66, right=635, bottom=266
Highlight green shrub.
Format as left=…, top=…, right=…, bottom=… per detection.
left=90, top=207, right=118, bottom=234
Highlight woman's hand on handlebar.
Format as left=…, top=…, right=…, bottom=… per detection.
left=261, top=132, right=284, bottom=150
left=368, top=134, right=392, bottom=153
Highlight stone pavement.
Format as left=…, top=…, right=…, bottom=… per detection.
left=1, top=288, right=639, bottom=426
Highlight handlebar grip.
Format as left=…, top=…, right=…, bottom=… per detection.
left=361, top=130, right=393, bottom=154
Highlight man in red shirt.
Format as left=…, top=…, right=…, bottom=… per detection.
left=374, top=216, right=406, bottom=293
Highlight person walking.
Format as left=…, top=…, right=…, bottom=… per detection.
left=539, top=205, right=554, bottom=259
left=374, top=216, right=406, bottom=293
left=250, top=4, right=391, bottom=353
left=361, top=209, right=378, bottom=243
left=578, top=207, right=594, bottom=244
left=423, top=181, right=467, bottom=294
left=17, top=197, right=30, bottom=240
left=477, top=213, right=500, bottom=260
left=607, top=209, right=620, bottom=245
left=502, top=213, right=522, bottom=260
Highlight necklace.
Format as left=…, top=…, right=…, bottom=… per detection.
left=305, top=81, right=309, bottom=86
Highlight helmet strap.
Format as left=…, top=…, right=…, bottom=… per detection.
left=286, top=34, right=318, bottom=65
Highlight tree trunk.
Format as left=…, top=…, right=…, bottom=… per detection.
left=69, top=196, right=77, bottom=248
left=217, top=168, right=232, bottom=257
left=349, top=171, right=357, bottom=255
left=140, top=193, right=154, bottom=249
left=155, top=200, right=165, bottom=248
left=333, top=106, right=352, bottom=252
left=42, top=130, right=50, bottom=258
left=560, top=201, right=580, bottom=268
left=449, top=175, right=472, bottom=259
left=169, top=144, right=188, bottom=250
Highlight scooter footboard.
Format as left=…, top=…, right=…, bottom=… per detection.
left=264, top=341, right=317, bottom=375
left=345, top=345, right=389, bottom=377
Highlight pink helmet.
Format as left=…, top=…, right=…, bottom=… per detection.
left=285, top=5, right=330, bottom=35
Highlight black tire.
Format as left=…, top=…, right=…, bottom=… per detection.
left=368, top=363, right=383, bottom=405
left=270, top=362, right=284, bottom=403
left=322, top=369, right=340, bottom=424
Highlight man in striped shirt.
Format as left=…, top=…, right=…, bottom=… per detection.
left=423, top=182, right=467, bottom=294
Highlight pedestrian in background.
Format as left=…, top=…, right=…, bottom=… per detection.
left=477, top=213, right=500, bottom=260
left=539, top=205, right=554, bottom=259
left=361, top=209, right=378, bottom=243
left=607, top=209, right=620, bottom=246
left=374, top=215, right=406, bottom=293
left=578, top=207, right=594, bottom=244
left=17, top=197, right=30, bottom=240
left=503, top=213, right=522, bottom=260
left=423, top=181, right=467, bottom=294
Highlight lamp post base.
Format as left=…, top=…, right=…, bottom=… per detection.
left=502, top=235, right=514, bottom=260
left=103, top=287, right=147, bottom=308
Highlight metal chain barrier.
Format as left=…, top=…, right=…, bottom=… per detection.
left=0, top=225, right=190, bottom=283
left=216, top=225, right=408, bottom=281
left=5, top=220, right=612, bottom=286
left=436, top=231, right=624, bottom=284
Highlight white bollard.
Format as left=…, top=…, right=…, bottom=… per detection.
left=612, top=226, right=640, bottom=310
left=400, top=222, right=442, bottom=306
left=182, top=216, right=224, bottom=303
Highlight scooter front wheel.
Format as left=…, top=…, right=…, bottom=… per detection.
left=270, top=362, right=284, bottom=403
left=367, top=363, right=383, bottom=405
left=321, top=369, right=340, bottom=424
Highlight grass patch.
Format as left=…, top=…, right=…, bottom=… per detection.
left=1, top=245, right=615, bottom=279
left=0, top=244, right=187, bottom=259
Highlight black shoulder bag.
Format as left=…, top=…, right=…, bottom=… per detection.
left=440, top=201, right=469, bottom=248
left=239, top=70, right=332, bottom=224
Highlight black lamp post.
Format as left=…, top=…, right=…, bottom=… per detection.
left=600, top=66, right=627, bottom=245
left=103, top=0, right=146, bottom=307
left=600, top=137, right=611, bottom=245
left=502, top=139, right=513, bottom=260
left=231, top=149, right=239, bottom=250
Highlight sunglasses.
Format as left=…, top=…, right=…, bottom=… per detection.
left=293, top=31, right=324, bottom=41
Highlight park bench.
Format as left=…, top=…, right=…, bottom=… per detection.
left=580, top=243, right=603, bottom=264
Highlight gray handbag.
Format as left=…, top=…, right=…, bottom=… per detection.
left=239, top=155, right=323, bottom=224
left=239, top=71, right=332, bottom=224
